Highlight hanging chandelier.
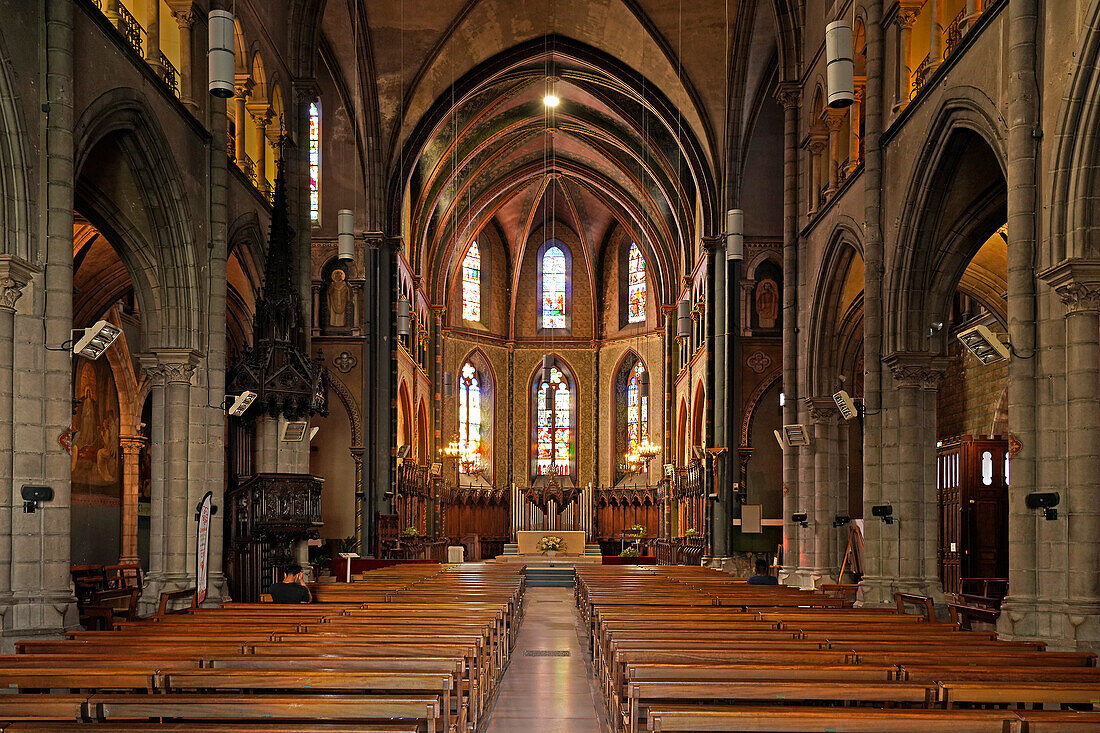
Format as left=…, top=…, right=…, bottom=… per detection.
left=635, top=436, right=661, bottom=461
left=441, top=437, right=462, bottom=460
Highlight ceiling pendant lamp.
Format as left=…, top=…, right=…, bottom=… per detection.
left=208, top=10, right=235, bottom=98
left=725, top=209, right=744, bottom=261
left=677, top=298, right=691, bottom=339
left=825, top=20, right=855, bottom=108
left=337, top=209, right=355, bottom=260
left=396, top=297, right=410, bottom=337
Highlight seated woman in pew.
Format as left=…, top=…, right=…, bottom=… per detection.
left=746, top=558, right=778, bottom=586
left=265, top=563, right=313, bottom=603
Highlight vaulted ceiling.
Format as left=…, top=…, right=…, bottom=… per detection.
left=313, top=0, right=790, bottom=300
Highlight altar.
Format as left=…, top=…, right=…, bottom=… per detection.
left=516, top=530, right=587, bottom=555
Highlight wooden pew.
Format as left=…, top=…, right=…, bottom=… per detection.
left=643, top=705, right=1019, bottom=732
left=89, top=694, right=442, bottom=732
left=625, top=680, right=934, bottom=733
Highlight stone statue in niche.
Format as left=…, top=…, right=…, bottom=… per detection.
left=327, top=268, right=350, bottom=328
left=756, top=278, right=779, bottom=329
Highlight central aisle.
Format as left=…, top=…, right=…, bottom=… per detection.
left=482, top=585, right=608, bottom=732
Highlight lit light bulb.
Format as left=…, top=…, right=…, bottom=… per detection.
left=543, top=93, right=560, bottom=108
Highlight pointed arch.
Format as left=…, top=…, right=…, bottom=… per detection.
left=612, top=350, right=650, bottom=483
left=531, top=355, right=577, bottom=481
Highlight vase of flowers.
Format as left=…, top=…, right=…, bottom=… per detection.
left=536, top=535, right=566, bottom=557
left=402, top=526, right=419, bottom=538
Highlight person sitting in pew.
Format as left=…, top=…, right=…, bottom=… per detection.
left=745, top=558, right=778, bottom=585
left=266, top=563, right=313, bottom=603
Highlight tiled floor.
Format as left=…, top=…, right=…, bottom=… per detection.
left=482, top=586, right=609, bottom=732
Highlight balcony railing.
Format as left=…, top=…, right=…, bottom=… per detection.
left=116, top=4, right=145, bottom=57
left=159, top=53, right=180, bottom=99
left=910, top=53, right=933, bottom=99
left=943, top=9, right=967, bottom=60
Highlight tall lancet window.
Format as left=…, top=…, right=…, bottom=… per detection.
left=542, top=245, right=567, bottom=328
left=536, top=366, right=572, bottom=476
left=308, top=102, right=320, bottom=221
left=627, top=360, right=648, bottom=448
left=627, top=242, right=646, bottom=323
left=461, top=242, right=481, bottom=321
left=458, top=362, right=481, bottom=472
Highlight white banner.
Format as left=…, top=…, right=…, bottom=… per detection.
left=196, top=491, right=213, bottom=604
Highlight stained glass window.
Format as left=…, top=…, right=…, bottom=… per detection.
left=461, top=242, right=481, bottom=321
left=458, top=362, right=481, bottom=473
left=308, top=102, right=320, bottom=221
left=627, top=361, right=648, bottom=449
left=536, top=366, right=571, bottom=476
left=542, top=245, right=567, bottom=328
left=627, top=242, right=646, bottom=323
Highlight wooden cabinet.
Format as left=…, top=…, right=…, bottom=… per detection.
left=936, top=435, right=1009, bottom=596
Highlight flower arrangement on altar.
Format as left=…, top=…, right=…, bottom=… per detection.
left=684, top=528, right=698, bottom=538
left=535, top=535, right=566, bottom=554
left=619, top=546, right=641, bottom=558
left=629, top=524, right=647, bottom=537
left=402, top=526, right=420, bottom=538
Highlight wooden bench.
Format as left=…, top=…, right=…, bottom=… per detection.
left=157, top=588, right=197, bottom=617
left=643, top=705, right=1019, bottom=731
left=625, top=680, right=934, bottom=733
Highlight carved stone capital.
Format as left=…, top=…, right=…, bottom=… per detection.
left=775, top=82, right=800, bottom=111
left=0, top=255, right=36, bottom=313
left=248, top=103, right=275, bottom=128
left=363, top=232, right=385, bottom=251
left=119, top=435, right=148, bottom=455
left=804, top=397, right=838, bottom=423
left=822, top=109, right=845, bottom=131
left=142, top=349, right=202, bottom=385
left=895, top=1, right=922, bottom=28
left=170, top=6, right=197, bottom=28
left=1039, top=258, right=1100, bottom=316
left=234, top=78, right=255, bottom=100
left=883, top=352, right=949, bottom=389
left=292, top=79, right=320, bottom=107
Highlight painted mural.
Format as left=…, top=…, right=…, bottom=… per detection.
left=71, top=357, right=122, bottom=499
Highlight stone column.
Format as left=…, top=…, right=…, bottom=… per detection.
left=250, top=107, right=273, bottom=187
left=170, top=6, right=197, bottom=110
left=802, top=136, right=822, bottom=215
left=5, top=0, right=80, bottom=649
left=233, top=80, right=253, bottom=169
left=884, top=353, right=948, bottom=599
left=824, top=111, right=844, bottom=194
left=1039, top=260, right=1100, bottom=644
left=139, top=351, right=199, bottom=613
left=0, top=258, right=36, bottom=613
left=103, top=0, right=122, bottom=26
left=118, top=436, right=146, bottom=565
left=851, top=82, right=865, bottom=166
left=808, top=397, right=840, bottom=584
left=776, top=81, right=801, bottom=580
left=796, top=401, right=816, bottom=585
left=927, top=0, right=943, bottom=71
left=893, top=6, right=920, bottom=111
left=859, top=0, right=887, bottom=606
left=144, top=0, right=162, bottom=70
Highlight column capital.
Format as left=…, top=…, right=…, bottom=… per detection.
left=775, top=82, right=801, bottom=111
left=883, top=352, right=950, bottom=389
left=292, top=79, right=320, bottom=106
left=234, top=78, right=255, bottom=100
left=363, top=232, right=386, bottom=250
left=803, top=397, right=838, bottom=423
left=119, top=435, right=149, bottom=454
left=0, top=255, right=37, bottom=312
left=822, top=108, right=846, bottom=130
left=894, top=1, right=923, bottom=28
left=169, top=4, right=197, bottom=28
left=702, top=235, right=724, bottom=253
left=1039, top=258, right=1100, bottom=315
left=141, top=348, right=202, bottom=384
left=247, top=103, right=275, bottom=127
